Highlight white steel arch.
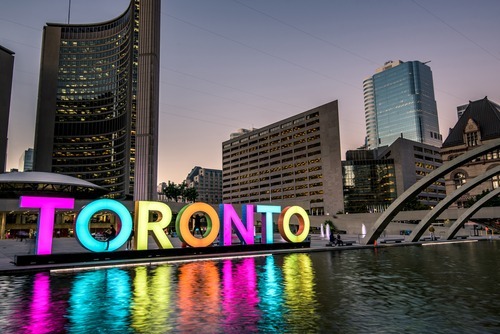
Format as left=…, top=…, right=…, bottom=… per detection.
left=362, top=138, right=500, bottom=245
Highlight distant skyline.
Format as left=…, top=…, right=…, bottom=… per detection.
left=1, top=0, right=499, bottom=184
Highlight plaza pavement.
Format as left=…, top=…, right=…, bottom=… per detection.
left=0, top=233, right=496, bottom=275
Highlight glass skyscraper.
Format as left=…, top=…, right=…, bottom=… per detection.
left=33, top=0, right=160, bottom=200
left=364, top=60, right=442, bottom=149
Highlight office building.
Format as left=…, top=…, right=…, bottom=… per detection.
left=33, top=0, right=160, bottom=200
left=185, top=166, right=223, bottom=204
left=0, top=46, right=15, bottom=173
left=19, top=148, right=34, bottom=172
left=377, top=138, right=445, bottom=206
left=342, top=154, right=397, bottom=214
left=344, top=137, right=445, bottom=212
left=222, top=100, right=344, bottom=216
left=441, top=97, right=500, bottom=208
left=364, top=60, right=442, bottom=149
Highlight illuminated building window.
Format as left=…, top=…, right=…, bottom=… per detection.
left=453, top=172, right=467, bottom=189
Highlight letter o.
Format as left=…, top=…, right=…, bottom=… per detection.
left=176, top=203, right=220, bottom=247
left=75, top=199, right=132, bottom=252
left=278, top=206, right=310, bottom=243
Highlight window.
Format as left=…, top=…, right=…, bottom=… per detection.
left=464, top=118, right=481, bottom=147
left=453, top=172, right=466, bottom=189
left=492, top=174, right=500, bottom=189
left=466, top=132, right=479, bottom=147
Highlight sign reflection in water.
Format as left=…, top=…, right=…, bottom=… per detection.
left=2, top=242, right=499, bottom=333
left=27, top=273, right=66, bottom=334
left=132, top=266, right=174, bottom=332
left=67, top=269, right=131, bottom=332
left=48, top=254, right=317, bottom=332
left=178, top=261, right=221, bottom=332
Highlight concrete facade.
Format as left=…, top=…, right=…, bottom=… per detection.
left=222, top=100, right=344, bottom=216
left=377, top=138, right=445, bottom=206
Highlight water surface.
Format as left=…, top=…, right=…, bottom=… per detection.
left=0, top=241, right=498, bottom=333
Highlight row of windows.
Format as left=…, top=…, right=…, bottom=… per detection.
left=60, top=7, right=131, bottom=37
left=223, top=112, right=320, bottom=150
left=415, top=162, right=438, bottom=170
left=414, top=153, right=442, bottom=163
left=225, top=154, right=322, bottom=171
left=224, top=142, right=321, bottom=161
left=223, top=179, right=324, bottom=190
left=224, top=128, right=320, bottom=155
left=59, top=44, right=131, bottom=64
left=59, top=31, right=130, bottom=56
left=223, top=158, right=321, bottom=178
left=448, top=149, right=500, bottom=162
left=58, top=72, right=128, bottom=89
left=223, top=190, right=324, bottom=201
left=225, top=167, right=323, bottom=183
left=224, top=142, right=321, bottom=167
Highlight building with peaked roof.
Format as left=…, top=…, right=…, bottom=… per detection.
left=0, top=45, right=15, bottom=173
left=441, top=97, right=500, bottom=208
left=363, top=60, right=442, bottom=149
left=33, top=0, right=160, bottom=200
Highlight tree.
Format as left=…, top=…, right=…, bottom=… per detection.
left=177, top=181, right=187, bottom=202
left=184, top=187, right=198, bottom=203
left=162, top=181, right=180, bottom=202
left=464, top=189, right=500, bottom=208
left=401, top=197, right=431, bottom=211
left=324, top=220, right=337, bottom=232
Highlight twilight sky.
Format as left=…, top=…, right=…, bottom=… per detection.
left=1, top=0, right=499, bottom=184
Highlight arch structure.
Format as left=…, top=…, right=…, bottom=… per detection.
left=407, top=164, right=500, bottom=242
left=362, top=138, right=500, bottom=245
left=444, top=187, right=500, bottom=240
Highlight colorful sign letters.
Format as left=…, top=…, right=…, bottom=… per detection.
left=19, top=196, right=310, bottom=255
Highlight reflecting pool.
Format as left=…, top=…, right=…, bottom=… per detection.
left=0, top=241, right=499, bottom=333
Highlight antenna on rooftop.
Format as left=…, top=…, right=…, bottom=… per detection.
left=423, top=61, right=431, bottom=64
left=67, top=0, right=72, bottom=24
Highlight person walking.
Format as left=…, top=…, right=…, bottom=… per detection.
left=105, top=225, right=116, bottom=250
left=429, top=225, right=436, bottom=240
left=193, top=214, right=203, bottom=237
